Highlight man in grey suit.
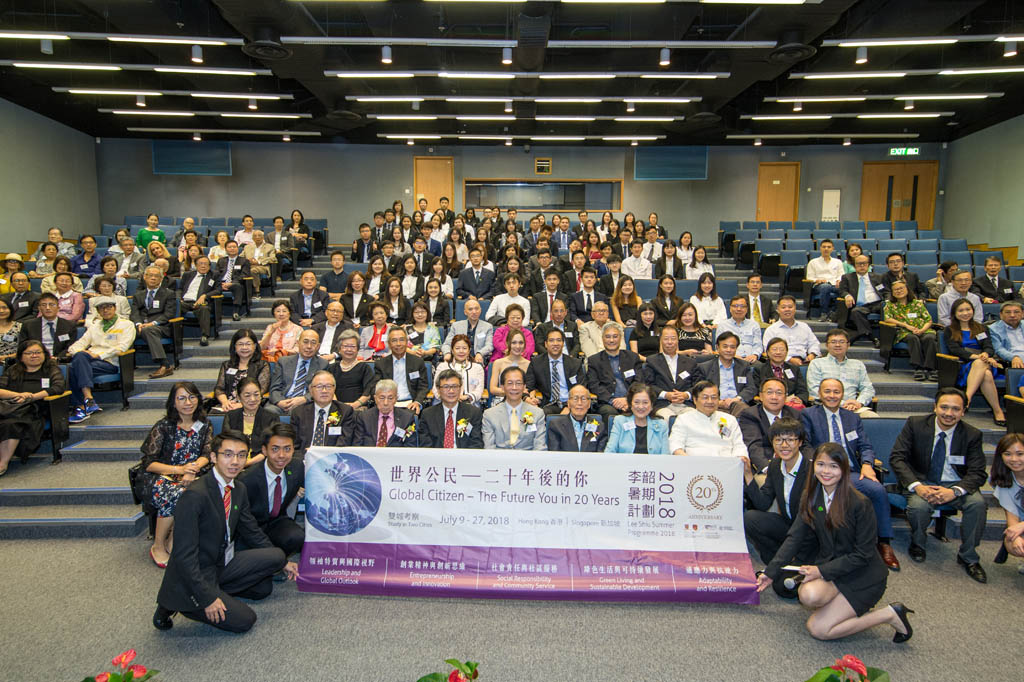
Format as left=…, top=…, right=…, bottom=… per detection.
left=441, top=298, right=494, bottom=365
left=114, top=237, right=146, bottom=279
left=266, top=329, right=328, bottom=415
left=483, top=366, right=547, bottom=450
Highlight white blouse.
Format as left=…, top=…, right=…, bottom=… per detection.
left=689, top=295, right=727, bottom=325
left=685, top=261, right=715, bottom=280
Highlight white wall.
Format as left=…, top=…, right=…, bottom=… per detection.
left=0, top=97, right=100, bottom=248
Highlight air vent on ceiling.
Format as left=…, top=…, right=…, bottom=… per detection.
left=768, top=42, right=817, bottom=64
left=243, top=27, right=293, bottom=60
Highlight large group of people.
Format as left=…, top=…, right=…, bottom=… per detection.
left=4, top=203, right=1019, bottom=643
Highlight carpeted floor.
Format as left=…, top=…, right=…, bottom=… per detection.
left=2, top=534, right=1021, bottom=682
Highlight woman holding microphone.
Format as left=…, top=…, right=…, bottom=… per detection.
left=757, top=442, right=915, bottom=643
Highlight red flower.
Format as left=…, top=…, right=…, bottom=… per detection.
left=95, top=674, right=110, bottom=682
left=129, top=664, right=148, bottom=677
left=831, top=655, right=867, bottom=678
left=448, top=671, right=467, bottom=682
left=112, top=649, right=137, bottom=668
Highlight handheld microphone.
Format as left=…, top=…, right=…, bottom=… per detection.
left=783, top=573, right=805, bottom=591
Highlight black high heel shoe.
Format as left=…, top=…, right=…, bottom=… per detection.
left=890, top=602, right=914, bottom=643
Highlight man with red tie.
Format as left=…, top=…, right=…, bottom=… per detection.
left=418, top=369, right=485, bottom=448
left=153, top=430, right=298, bottom=633
left=238, top=423, right=306, bottom=559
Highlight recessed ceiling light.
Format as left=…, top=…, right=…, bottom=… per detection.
left=14, top=62, right=121, bottom=71
left=190, top=92, right=284, bottom=100
left=372, top=115, right=439, bottom=120
left=538, top=73, right=615, bottom=80
left=623, top=97, right=693, bottom=104
left=640, top=73, right=719, bottom=79
left=67, top=89, right=163, bottom=96
left=108, top=36, right=228, bottom=46
left=613, top=116, right=676, bottom=122
left=534, top=98, right=603, bottom=104
left=0, top=31, right=69, bottom=41
left=838, top=38, right=958, bottom=47
left=750, top=115, right=833, bottom=120
left=154, top=66, right=257, bottom=76
left=385, top=135, right=442, bottom=139
left=892, top=94, right=990, bottom=100
left=530, top=136, right=587, bottom=141
left=333, top=72, right=415, bottom=78
left=438, top=71, right=515, bottom=79
left=459, top=135, right=514, bottom=141
left=111, top=110, right=196, bottom=116
left=445, top=97, right=512, bottom=103
left=457, top=115, right=516, bottom=121
left=355, top=96, right=425, bottom=102
left=221, top=113, right=303, bottom=119
left=856, top=113, right=942, bottom=119
left=602, top=136, right=660, bottom=141
left=775, top=96, right=867, bottom=103
left=800, top=71, right=907, bottom=79
left=939, top=66, right=1024, bottom=75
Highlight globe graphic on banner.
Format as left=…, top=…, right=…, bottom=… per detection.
left=305, top=453, right=383, bottom=536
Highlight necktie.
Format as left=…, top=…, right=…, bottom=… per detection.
left=223, top=484, right=232, bottom=522
left=752, top=298, right=763, bottom=324
left=475, top=270, right=480, bottom=285
left=509, top=406, right=520, bottom=444
left=647, top=246, right=656, bottom=263
left=586, top=293, right=592, bottom=312
left=146, top=290, right=154, bottom=309
left=857, top=276, right=868, bottom=305
left=313, top=408, right=326, bottom=446
left=270, top=476, right=282, bottom=518
left=377, top=415, right=389, bottom=447
left=548, top=293, right=555, bottom=321
left=831, top=414, right=842, bottom=445
left=992, top=277, right=999, bottom=291
left=928, top=431, right=947, bottom=483
left=289, top=359, right=309, bottom=397
left=444, top=411, right=455, bottom=448
left=576, top=273, right=582, bottom=292
left=46, top=321, right=56, bottom=352
left=553, top=359, right=566, bottom=402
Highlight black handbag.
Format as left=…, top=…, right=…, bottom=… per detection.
left=127, top=462, right=148, bottom=506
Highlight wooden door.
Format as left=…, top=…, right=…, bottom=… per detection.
left=859, top=161, right=939, bottom=229
left=414, top=156, right=454, bottom=213
left=756, top=162, right=800, bottom=221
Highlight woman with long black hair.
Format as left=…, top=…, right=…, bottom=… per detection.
left=758, top=442, right=915, bottom=643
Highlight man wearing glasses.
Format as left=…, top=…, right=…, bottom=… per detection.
left=66, top=297, right=136, bottom=423
left=154, top=429, right=298, bottom=633
left=289, top=371, right=355, bottom=451
left=418, top=369, right=484, bottom=449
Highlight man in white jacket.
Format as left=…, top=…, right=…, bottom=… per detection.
left=668, top=380, right=747, bottom=458
left=67, top=296, right=137, bottom=423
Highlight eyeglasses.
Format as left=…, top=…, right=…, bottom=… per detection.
left=175, top=394, right=199, bottom=403
left=310, top=384, right=334, bottom=391
left=439, top=383, right=461, bottom=391
left=772, top=437, right=800, bottom=445
left=216, top=450, right=248, bottom=460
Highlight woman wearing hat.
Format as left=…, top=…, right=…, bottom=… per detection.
left=0, top=253, right=24, bottom=295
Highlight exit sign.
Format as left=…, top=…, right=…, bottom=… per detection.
left=889, top=147, right=920, bottom=156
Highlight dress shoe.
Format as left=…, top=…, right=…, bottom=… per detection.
left=878, top=542, right=901, bottom=571
left=149, top=366, right=174, bottom=379
left=148, top=546, right=167, bottom=569
left=153, top=606, right=175, bottom=631
left=908, top=543, right=926, bottom=563
left=200, top=335, right=209, bottom=347
left=890, top=602, right=914, bottom=643
left=927, top=370, right=939, bottom=382
left=232, top=312, right=241, bottom=321
left=957, top=555, right=988, bottom=583
left=994, top=418, right=1007, bottom=428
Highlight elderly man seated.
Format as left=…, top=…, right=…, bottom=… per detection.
left=67, top=296, right=137, bottom=423
left=668, top=380, right=746, bottom=458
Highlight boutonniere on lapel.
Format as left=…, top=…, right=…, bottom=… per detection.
left=455, top=418, right=470, bottom=437
left=717, top=416, right=729, bottom=438
left=326, top=411, right=341, bottom=426
left=817, top=505, right=825, bottom=512
left=585, top=418, right=601, bottom=436
left=521, top=412, right=536, bottom=426
left=401, top=421, right=416, bottom=439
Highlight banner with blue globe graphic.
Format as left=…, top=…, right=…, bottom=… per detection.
left=298, top=446, right=758, bottom=603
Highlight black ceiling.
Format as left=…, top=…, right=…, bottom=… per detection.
left=0, top=0, right=1021, bottom=146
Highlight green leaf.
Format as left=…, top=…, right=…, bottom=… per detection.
left=465, top=661, right=479, bottom=677
left=803, top=670, right=842, bottom=682
left=865, top=668, right=890, bottom=682
left=416, top=675, right=445, bottom=682
left=444, top=659, right=462, bottom=668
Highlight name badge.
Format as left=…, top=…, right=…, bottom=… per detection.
left=565, top=332, right=573, bottom=338
left=624, top=369, right=636, bottom=379
left=463, top=423, right=473, bottom=435
left=233, top=265, right=242, bottom=270
left=1005, top=288, right=1014, bottom=294
left=353, top=316, right=361, bottom=325
left=328, top=427, right=341, bottom=436
left=313, top=301, right=322, bottom=309
left=208, top=278, right=215, bottom=288
left=875, top=284, right=885, bottom=291
left=568, top=374, right=578, bottom=384
left=151, top=300, right=160, bottom=309
left=106, top=334, right=119, bottom=343
left=40, top=378, right=50, bottom=388
left=948, top=455, right=965, bottom=466
left=224, top=542, right=234, bottom=566
left=477, top=332, right=487, bottom=339
left=409, top=371, right=420, bottom=380
left=784, top=369, right=794, bottom=378
left=57, top=334, right=70, bottom=342
left=585, top=422, right=598, bottom=433
left=526, top=424, right=537, bottom=433
left=737, top=376, right=748, bottom=384
left=907, top=312, right=917, bottom=319
left=977, top=332, right=988, bottom=340
left=622, top=420, right=636, bottom=431
left=226, top=368, right=237, bottom=375
left=679, top=370, right=690, bottom=379
left=845, top=431, right=858, bottom=441
left=17, top=301, right=27, bottom=308
left=394, top=427, right=407, bottom=439
left=720, top=426, right=731, bottom=438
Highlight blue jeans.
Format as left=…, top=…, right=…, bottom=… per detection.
left=852, top=474, right=894, bottom=539
left=813, top=283, right=837, bottom=315
left=69, top=351, right=118, bottom=405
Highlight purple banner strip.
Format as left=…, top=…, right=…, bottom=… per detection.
left=298, top=542, right=759, bottom=604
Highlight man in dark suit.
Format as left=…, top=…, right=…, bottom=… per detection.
left=289, top=271, right=330, bottom=327
left=838, top=255, right=887, bottom=347
left=351, top=222, right=378, bottom=264
left=643, top=326, right=697, bottom=419
left=179, top=255, right=219, bottom=346
left=744, top=274, right=776, bottom=327
left=312, top=301, right=348, bottom=362
left=547, top=384, right=609, bottom=452
left=353, top=379, right=418, bottom=447
left=889, top=387, right=989, bottom=582
left=289, top=370, right=356, bottom=451
left=4, top=273, right=39, bottom=322
left=971, top=255, right=1019, bottom=303
left=568, top=268, right=607, bottom=323
left=267, top=330, right=328, bottom=415
left=374, top=327, right=429, bottom=414
left=456, top=247, right=495, bottom=300
left=237, top=423, right=305, bottom=558
left=693, top=332, right=756, bottom=416
left=526, top=327, right=585, bottom=415
left=524, top=249, right=558, bottom=299
left=530, top=269, right=568, bottom=325
left=880, top=252, right=926, bottom=299
left=738, top=377, right=812, bottom=473
left=559, top=251, right=589, bottom=297
left=214, top=239, right=250, bottom=321
left=19, top=292, right=76, bottom=357
left=418, top=369, right=485, bottom=448
left=533, top=298, right=582, bottom=359
left=742, top=416, right=811, bottom=597
left=586, top=322, right=643, bottom=418
left=153, top=430, right=297, bottom=633
left=131, top=265, right=177, bottom=378
left=267, top=218, right=297, bottom=276
left=801, top=377, right=899, bottom=571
